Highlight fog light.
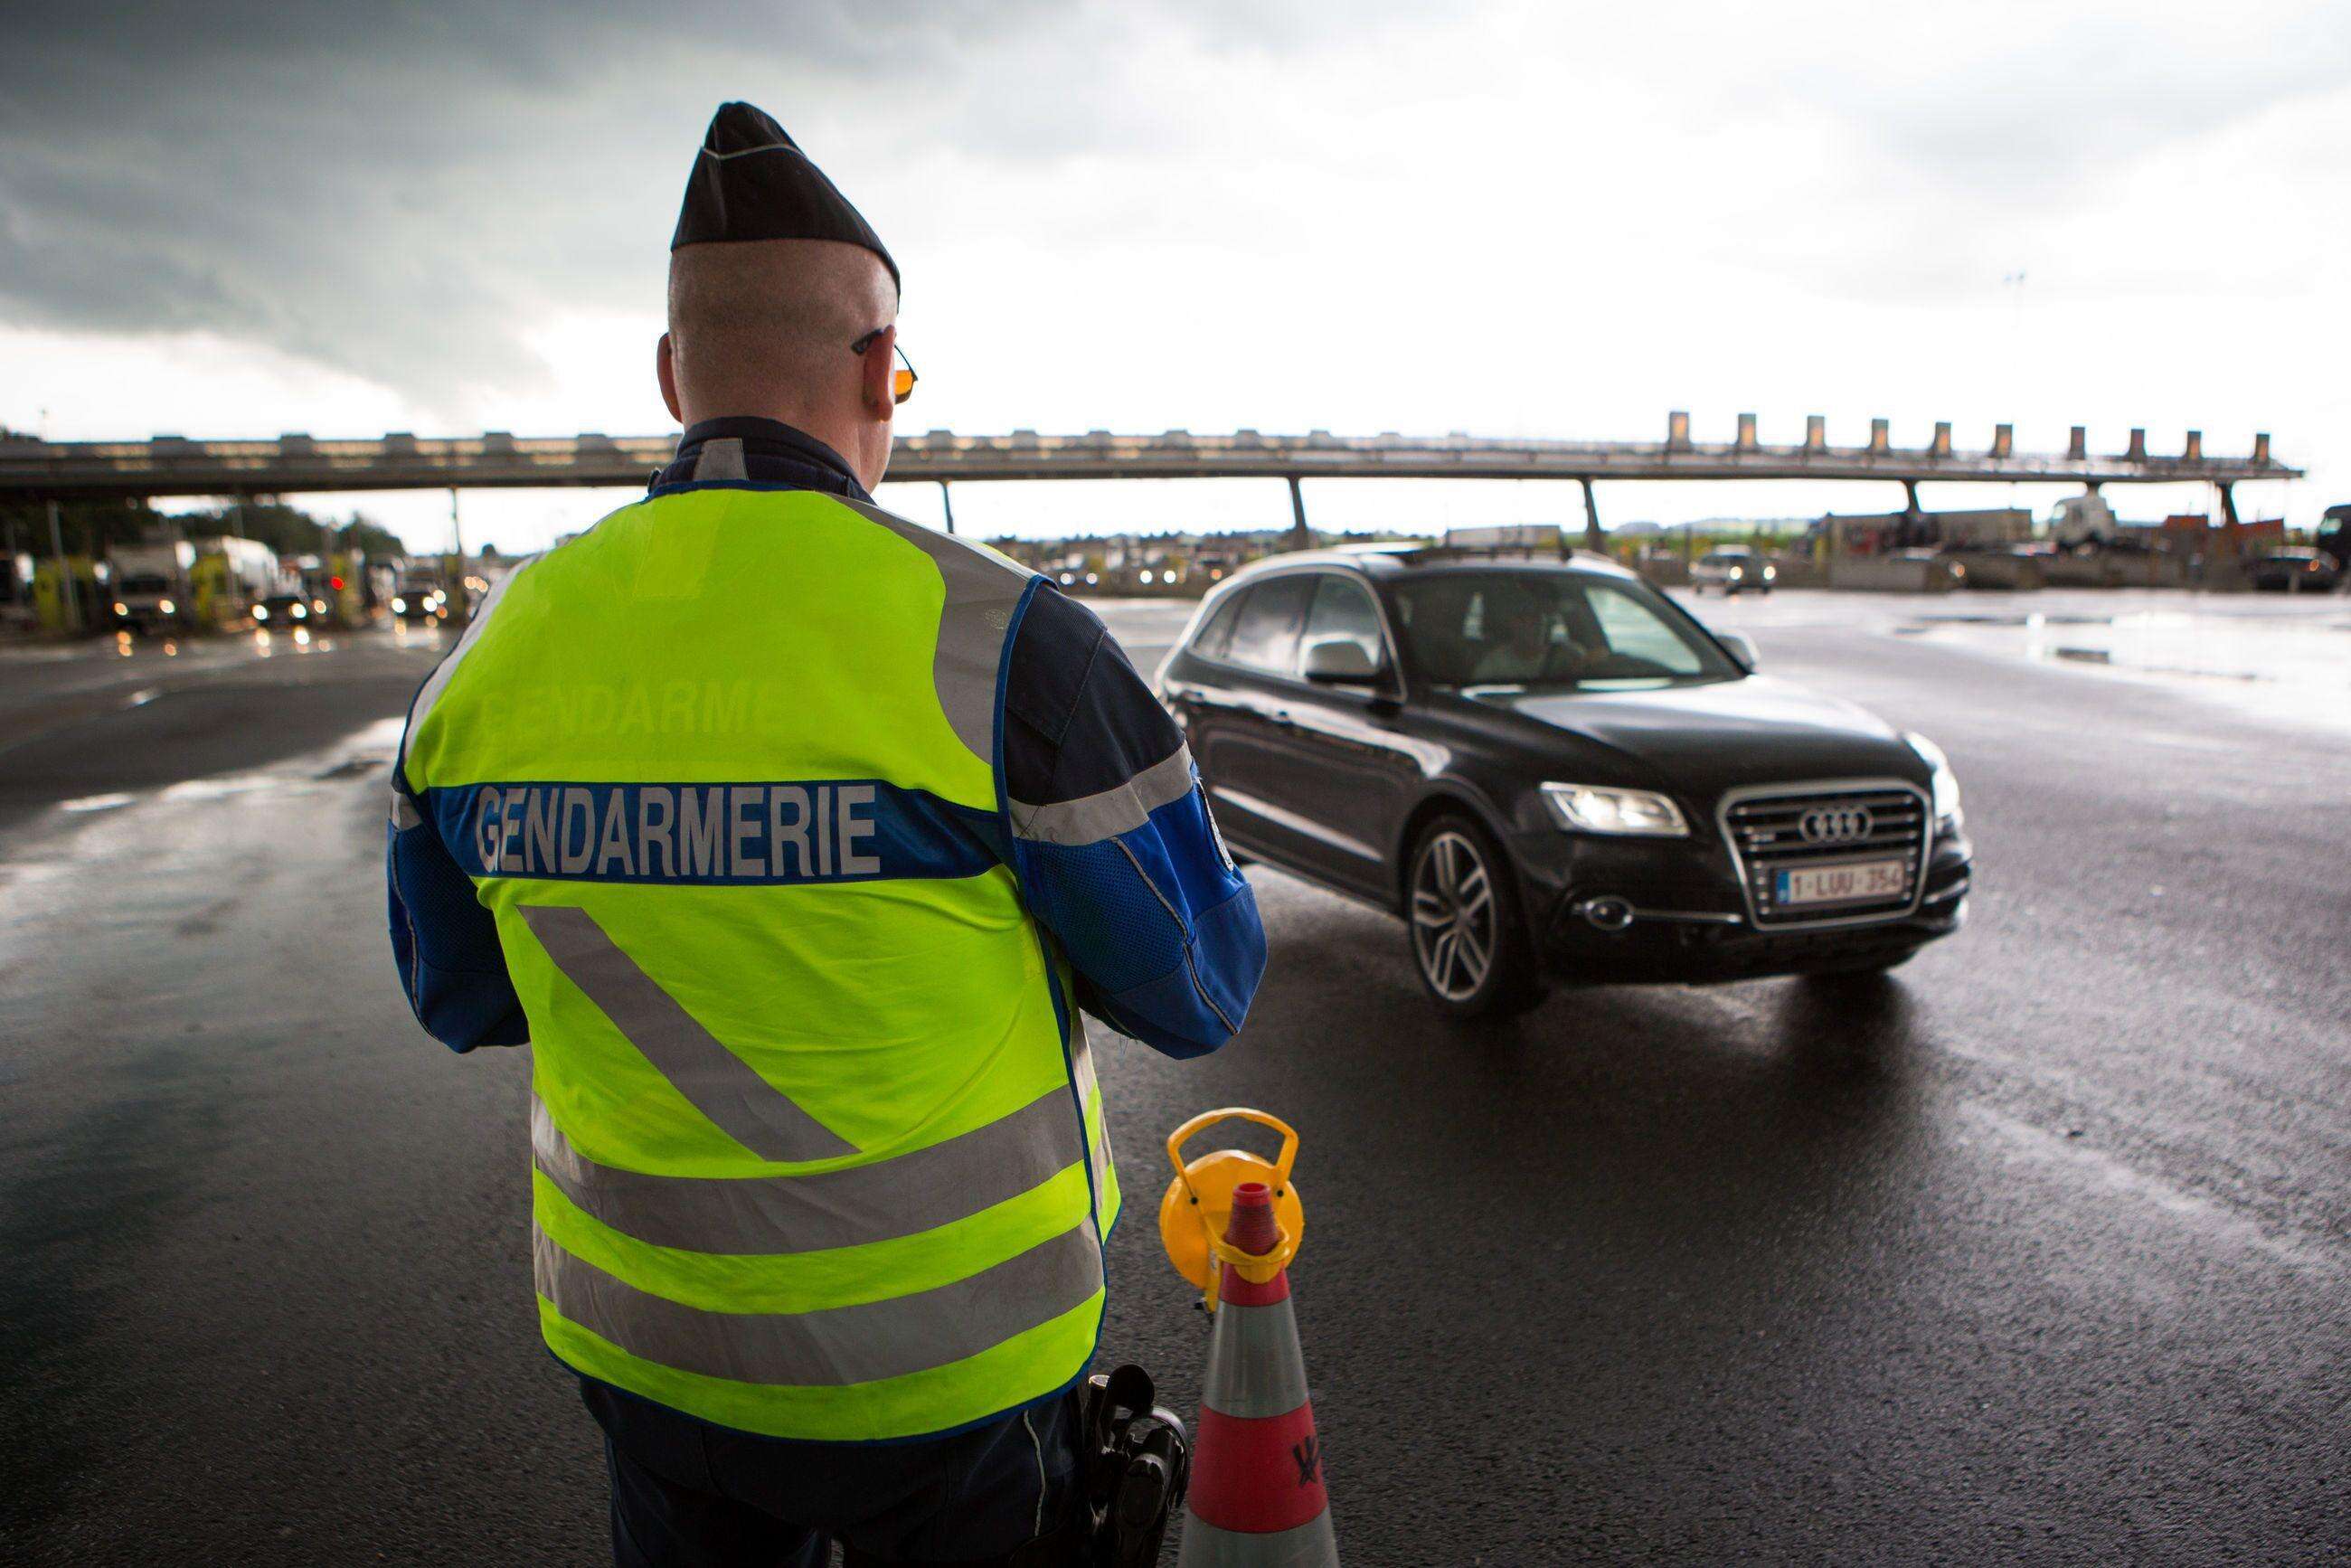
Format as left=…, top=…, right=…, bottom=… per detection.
left=1579, top=895, right=1636, bottom=932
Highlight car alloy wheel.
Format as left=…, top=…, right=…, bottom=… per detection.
left=1412, top=829, right=1497, bottom=1002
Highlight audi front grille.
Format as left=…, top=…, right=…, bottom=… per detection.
left=1717, top=779, right=1932, bottom=930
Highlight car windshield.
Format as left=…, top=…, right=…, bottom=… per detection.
left=1390, top=570, right=1741, bottom=693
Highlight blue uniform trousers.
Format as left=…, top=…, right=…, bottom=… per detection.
left=582, top=1379, right=1083, bottom=1566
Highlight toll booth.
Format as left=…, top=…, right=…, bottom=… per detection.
left=33, top=555, right=107, bottom=634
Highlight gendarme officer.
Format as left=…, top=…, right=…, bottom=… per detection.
left=387, top=100, right=1265, bottom=1567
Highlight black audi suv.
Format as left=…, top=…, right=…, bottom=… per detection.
left=1156, top=545, right=1973, bottom=1015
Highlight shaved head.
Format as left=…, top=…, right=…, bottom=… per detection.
left=665, top=238, right=898, bottom=427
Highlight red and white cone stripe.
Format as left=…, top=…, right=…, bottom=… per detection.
left=1178, top=1191, right=1337, bottom=1566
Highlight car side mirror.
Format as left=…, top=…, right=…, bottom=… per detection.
left=1300, top=636, right=1382, bottom=684
left=1716, top=631, right=1759, bottom=672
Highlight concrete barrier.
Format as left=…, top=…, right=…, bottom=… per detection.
left=1945, top=553, right=2044, bottom=590
left=1826, top=554, right=1961, bottom=592
left=2041, top=553, right=2186, bottom=590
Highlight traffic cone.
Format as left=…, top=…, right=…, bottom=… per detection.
left=1177, top=1182, right=1339, bottom=1565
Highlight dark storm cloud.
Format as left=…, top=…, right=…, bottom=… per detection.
left=9, top=0, right=2343, bottom=415
left=0, top=0, right=1433, bottom=413
left=0, top=0, right=1074, bottom=411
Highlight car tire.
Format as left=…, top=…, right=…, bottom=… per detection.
left=1406, top=814, right=1541, bottom=1018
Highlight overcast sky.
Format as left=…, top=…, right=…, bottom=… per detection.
left=4, top=0, right=2344, bottom=552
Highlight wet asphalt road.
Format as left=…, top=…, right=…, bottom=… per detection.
left=2, top=593, right=2346, bottom=1564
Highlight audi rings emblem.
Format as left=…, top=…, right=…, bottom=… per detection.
left=1799, top=805, right=1874, bottom=845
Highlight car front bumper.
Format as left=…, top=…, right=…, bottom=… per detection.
left=1515, top=822, right=1973, bottom=984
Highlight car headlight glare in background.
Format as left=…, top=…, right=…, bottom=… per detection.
left=1542, top=782, right=1690, bottom=837
left=1904, top=732, right=1963, bottom=827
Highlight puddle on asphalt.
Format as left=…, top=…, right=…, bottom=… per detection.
left=20, top=716, right=409, bottom=842
left=158, top=775, right=285, bottom=803
left=1895, top=606, right=2351, bottom=723
left=58, top=794, right=135, bottom=814
left=1912, top=612, right=2133, bottom=628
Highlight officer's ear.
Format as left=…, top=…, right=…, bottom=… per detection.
left=656, top=334, right=684, bottom=423
left=857, top=325, right=899, bottom=420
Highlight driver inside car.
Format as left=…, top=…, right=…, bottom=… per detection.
left=1472, top=600, right=1586, bottom=685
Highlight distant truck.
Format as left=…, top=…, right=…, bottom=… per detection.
left=206, top=534, right=282, bottom=614
left=2318, top=504, right=2351, bottom=573
left=108, top=540, right=197, bottom=632
left=1, top=552, right=35, bottom=632
left=109, top=535, right=283, bottom=631
left=2047, top=492, right=2120, bottom=549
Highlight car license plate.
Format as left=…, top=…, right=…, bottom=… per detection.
left=1776, top=858, right=1906, bottom=906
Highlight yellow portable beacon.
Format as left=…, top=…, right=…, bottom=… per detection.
left=1158, top=1109, right=1307, bottom=1311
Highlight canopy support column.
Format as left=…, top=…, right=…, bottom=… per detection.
left=48, top=497, right=78, bottom=632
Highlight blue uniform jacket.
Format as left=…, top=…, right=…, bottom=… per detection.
left=387, top=416, right=1266, bottom=1062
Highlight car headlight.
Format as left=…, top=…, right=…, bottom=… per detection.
left=290, top=603, right=307, bottom=619
left=1762, top=564, right=1778, bottom=581
left=1541, top=783, right=1690, bottom=837
left=113, top=601, right=128, bottom=616
left=1727, top=566, right=1744, bottom=579
left=157, top=599, right=175, bottom=615
left=391, top=597, right=405, bottom=613
left=1904, top=732, right=1962, bottom=827
left=252, top=604, right=269, bottom=619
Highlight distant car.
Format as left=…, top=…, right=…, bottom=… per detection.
left=389, top=583, right=451, bottom=622
left=1158, top=546, right=1971, bottom=1015
left=251, top=592, right=317, bottom=628
left=1690, top=546, right=1775, bottom=595
left=2250, top=549, right=2341, bottom=593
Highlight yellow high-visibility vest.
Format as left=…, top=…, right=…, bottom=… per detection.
left=397, top=485, right=1119, bottom=1440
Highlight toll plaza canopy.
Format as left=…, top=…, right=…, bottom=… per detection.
left=0, top=413, right=2299, bottom=501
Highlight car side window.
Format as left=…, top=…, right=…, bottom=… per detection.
left=1190, top=590, right=1247, bottom=660
left=1223, top=575, right=1312, bottom=675
left=1297, top=575, right=1387, bottom=675
left=1587, top=582, right=1704, bottom=675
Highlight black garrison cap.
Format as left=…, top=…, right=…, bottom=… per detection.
left=670, top=101, right=899, bottom=288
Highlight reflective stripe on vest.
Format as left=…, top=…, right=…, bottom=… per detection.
left=533, top=1219, right=1103, bottom=1386
left=397, top=486, right=1119, bottom=1440
left=531, top=1084, right=1083, bottom=1254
